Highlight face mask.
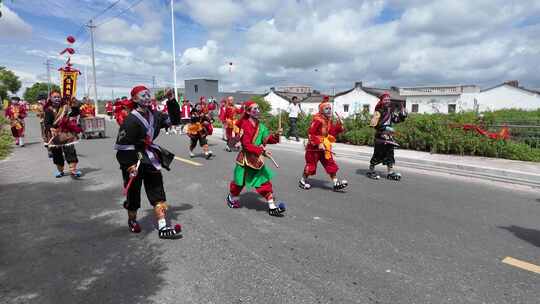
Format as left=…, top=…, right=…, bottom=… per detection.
left=52, top=96, right=61, bottom=106
left=322, top=107, right=332, bottom=116
left=136, top=90, right=152, bottom=107
left=249, top=107, right=260, bottom=119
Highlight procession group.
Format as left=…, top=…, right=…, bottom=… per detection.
left=4, top=85, right=407, bottom=239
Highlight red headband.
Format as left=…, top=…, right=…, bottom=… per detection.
left=130, top=85, right=149, bottom=98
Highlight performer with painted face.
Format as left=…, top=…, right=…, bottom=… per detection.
left=224, top=96, right=242, bottom=152
left=299, top=96, right=348, bottom=191
left=226, top=101, right=286, bottom=217
left=44, top=91, right=83, bottom=177
left=115, top=85, right=181, bottom=238
left=4, top=96, right=27, bottom=147
left=186, top=104, right=213, bottom=159
left=366, top=93, right=407, bottom=180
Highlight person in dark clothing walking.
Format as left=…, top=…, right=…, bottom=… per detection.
left=165, top=88, right=181, bottom=134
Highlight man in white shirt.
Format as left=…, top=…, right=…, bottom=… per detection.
left=286, top=96, right=303, bottom=141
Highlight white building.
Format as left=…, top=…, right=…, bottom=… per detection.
left=476, top=81, right=540, bottom=112
left=399, top=81, right=540, bottom=113
left=277, top=85, right=313, bottom=94
left=334, top=82, right=405, bottom=117
left=398, top=84, right=480, bottom=114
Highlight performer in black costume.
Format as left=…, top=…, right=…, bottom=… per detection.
left=366, top=93, right=407, bottom=180
left=115, top=85, right=181, bottom=239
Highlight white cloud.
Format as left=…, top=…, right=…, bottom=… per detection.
left=180, top=0, right=244, bottom=29
left=0, top=5, right=32, bottom=39
left=95, top=2, right=163, bottom=45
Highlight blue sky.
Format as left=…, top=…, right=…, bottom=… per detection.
left=1, top=0, right=539, bottom=99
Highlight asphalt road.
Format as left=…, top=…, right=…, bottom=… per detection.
left=1, top=115, right=539, bottom=304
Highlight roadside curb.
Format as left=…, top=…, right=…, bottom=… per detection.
left=211, top=127, right=540, bottom=188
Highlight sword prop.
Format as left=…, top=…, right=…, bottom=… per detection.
left=264, top=150, right=280, bottom=168
left=123, top=160, right=141, bottom=196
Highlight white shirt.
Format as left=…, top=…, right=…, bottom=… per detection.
left=287, top=103, right=302, bottom=118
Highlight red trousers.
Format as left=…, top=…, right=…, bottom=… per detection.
left=304, top=151, right=339, bottom=176
left=229, top=181, right=273, bottom=201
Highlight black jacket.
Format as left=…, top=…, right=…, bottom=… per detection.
left=115, top=109, right=171, bottom=168
left=166, top=98, right=181, bottom=125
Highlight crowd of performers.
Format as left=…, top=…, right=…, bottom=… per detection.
left=4, top=84, right=407, bottom=238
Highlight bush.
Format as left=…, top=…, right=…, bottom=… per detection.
left=0, top=115, right=13, bottom=160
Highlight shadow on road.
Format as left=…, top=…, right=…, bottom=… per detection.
left=79, top=167, right=102, bottom=175
left=499, top=225, right=540, bottom=247
left=239, top=192, right=268, bottom=212
left=304, top=178, right=333, bottom=190
left=0, top=179, right=193, bottom=304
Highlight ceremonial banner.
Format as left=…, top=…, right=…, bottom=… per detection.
left=60, top=70, right=79, bottom=98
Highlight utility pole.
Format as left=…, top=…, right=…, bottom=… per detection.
left=84, top=65, right=88, bottom=98
left=170, top=0, right=179, bottom=102
left=152, top=76, right=156, bottom=97
left=44, top=59, right=52, bottom=96
left=87, top=19, right=99, bottom=114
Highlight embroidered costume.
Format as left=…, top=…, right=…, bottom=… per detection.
left=186, top=104, right=213, bottom=159
left=226, top=101, right=286, bottom=217
left=115, top=85, right=180, bottom=238
left=367, top=93, right=408, bottom=180
left=4, top=96, right=27, bottom=147
left=299, top=96, right=348, bottom=191
left=43, top=92, right=83, bottom=177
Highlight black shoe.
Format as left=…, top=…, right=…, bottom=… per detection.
left=366, top=171, right=380, bottom=180
left=333, top=180, right=348, bottom=191
left=387, top=172, right=402, bottom=181
left=269, top=208, right=284, bottom=217
left=158, top=226, right=179, bottom=239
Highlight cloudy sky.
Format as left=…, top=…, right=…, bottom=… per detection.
left=1, top=0, right=540, bottom=98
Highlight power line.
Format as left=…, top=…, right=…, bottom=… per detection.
left=91, top=0, right=122, bottom=21
left=96, top=0, right=145, bottom=27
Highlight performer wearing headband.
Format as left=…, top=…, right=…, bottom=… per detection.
left=115, top=85, right=181, bottom=239
left=4, top=96, right=27, bottom=147
left=299, top=96, right=348, bottom=192
left=186, top=104, right=213, bottom=159
left=226, top=100, right=286, bottom=217
left=366, top=93, right=408, bottom=180
left=43, top=92, right=83, bottom=177
left=224, top=96, right=242, bottom=152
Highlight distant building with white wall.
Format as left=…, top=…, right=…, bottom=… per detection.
left=398, top=84, right=480, bottom=114
left=476, top=81, right=540, bottom=112
left=334, top=82, right=405, bottom=117
left=277, top=85, right=313, bottom=94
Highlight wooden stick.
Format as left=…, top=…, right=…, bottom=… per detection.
left=278, top=108, right=282, bottom=130
left=267, top=154, right=279, bottom=168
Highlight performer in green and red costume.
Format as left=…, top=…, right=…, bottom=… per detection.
left=226, top=100, right=286, bottom=217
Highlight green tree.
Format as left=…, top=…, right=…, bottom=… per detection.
left=0, top=66, right=22, bottom=102
left=23, top=82, right=60, bottom=103
left=252, top=95, right=271, bottom=114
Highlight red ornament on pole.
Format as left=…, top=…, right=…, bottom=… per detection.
left=67, top=35, right=76, bottom=44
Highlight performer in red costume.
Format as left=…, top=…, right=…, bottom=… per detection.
left=299, top=96, right=348, bottom=192
left=105, top=100, right=114, bottom=119
left=180, top=98, right=192, bottom=134
left=4, top=96, right=27, bottom=147
left=223, top=96, right=242, bottom=151
left=114, top=96, right=134, bottom=126
left=225, top=101, right=286, bottom=216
